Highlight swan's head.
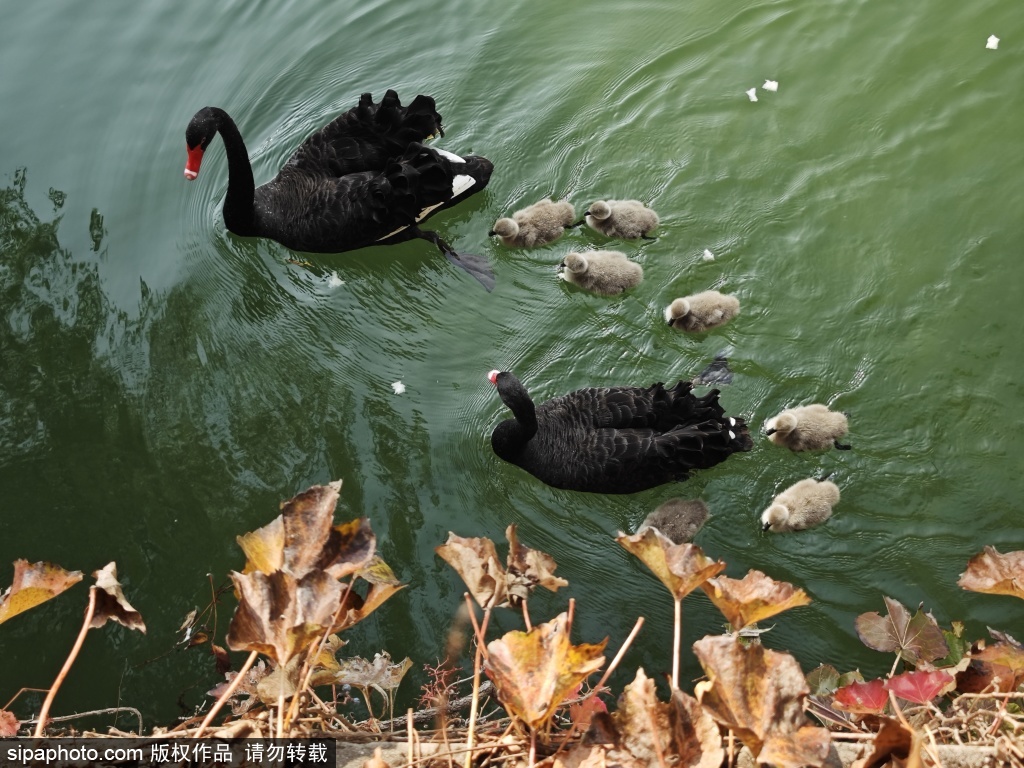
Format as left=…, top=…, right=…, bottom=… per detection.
left=586, top=200, right=611, bottom=220
left=487, top=370, right=503, bottom=385
left=184, top=106, right=221, bottom=180
left=665, top=298, right=691, bottom=325
left=765, top=411, right=798, bottom=436
left=761, top=503, right=790, bottom=532
left=489, top=218, right=519, bottom=238
left=561, top=252, right=588, bottom=275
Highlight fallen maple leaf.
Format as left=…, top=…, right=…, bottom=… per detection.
left=435, top=533, right=507, bottom=609
left=832, top=678, right=888, bottom=714
left=226, top=570, right=342, bottom=665
left=701, top=570, right=810, bottom=631
left=0, top=560, right=83, bottom=625
left=90, top=562, right=146, bottom=633
left=236, top=481, right=376, bottom=581
left=854, top=597, right=947, bottom=665
left=506, top=524, right=568, bottom=606
left=485, top=613, right=606, bottom=730
left=617, top=529, right=726, bottom=601
left=884, top=669, right=955, bottom=704
left=957, top=546, right=1024, bottom=600
left=207, top=660, right=269, bottom=715
left=608, top=668, right=675, bottom=767
left=693, top=634, right=829, bottom=768
left=850, top=716, right=923, bottom=768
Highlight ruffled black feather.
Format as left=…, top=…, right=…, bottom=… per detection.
left=490, top=372, right=752, bottom=494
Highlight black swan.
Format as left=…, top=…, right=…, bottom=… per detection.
left=183, top=90, right=496, bottom=289
left=487, top=370, right=753, bottom=494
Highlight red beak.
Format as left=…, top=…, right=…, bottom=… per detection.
left=184, top=145, right=204, bottom=180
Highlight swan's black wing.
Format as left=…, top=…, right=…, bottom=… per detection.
left=285, top=90, right=443, bottom=178
left=546, top=381, right=728, bottom=432
left=525, top=416, right=749, bottom=494
left=254, top=143, right=491, bottom=255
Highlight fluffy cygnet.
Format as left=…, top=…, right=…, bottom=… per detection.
left=559, top=250, right=643, bottom=296
left=665, top=291, right=740, bottom=332
left=640, top=498, right=709, bottom=544
left=576, top=199, right=659, bottom=240
left=765, top=404, right=850, bottom=451
left=489, top=198, right=576, bottom=247
left=761, top=478, right=840, bottom=532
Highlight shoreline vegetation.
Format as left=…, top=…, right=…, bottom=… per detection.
left=2, top=481, right=1022, bottom=767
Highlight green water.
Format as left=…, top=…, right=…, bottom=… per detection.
left=2, top=0, right=1022, bottom=730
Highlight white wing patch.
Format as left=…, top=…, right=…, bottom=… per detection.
left=374, top=174, right=477, bottom=242
left=433, top=148, right=466, bottom=163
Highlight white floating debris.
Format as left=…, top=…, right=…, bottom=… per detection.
left=326, top=271, right=345, bottom=288
left=391, top=381, right=406, bottom=395
left=745, top=87, right=758, bottom=102
left=702, top=248, right=715, bottom=262
left=763, top=80, right=779, bottom=92
left=986, top=35, right=999, bottom=50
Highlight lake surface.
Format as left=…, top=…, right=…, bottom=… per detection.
left=1, top=0, right=1022, bottom=729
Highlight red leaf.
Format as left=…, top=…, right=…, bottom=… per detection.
left=884, top=669, right=955, bottom=704
left=832, top=678, right=888, bottom=714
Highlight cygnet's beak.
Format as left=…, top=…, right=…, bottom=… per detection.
left=765, top=428, right=777, bottom=436
left=762, top=522, right=772, bottom=532
left=487, top=230, right=497, bottom=237
left=556, top=263, right=566, bottom=273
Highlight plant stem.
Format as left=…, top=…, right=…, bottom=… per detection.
left=592, top=616, right=645, bottom=693
left=464, top=595, right=492, bottom=768
left=194, top=649, right=258, bottom=737
left=34, top=587, right=97, bottom=737
left=672, top=597, right=682, bottom=690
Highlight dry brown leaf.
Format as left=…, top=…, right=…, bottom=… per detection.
left=226, top=569, right=342, bottom=665
left=321, top=517, right=377, bottom=580
left=957, top=546, right=1024, bottom=600
left=607, top=668, right=673, bottom=767
left=436, top=533, right=508, bottom=609
left=236, top=481, right=376, bottom=581
left=701, top=569, right=810, bottom=631
left=485, top=612, right=607, bottom=730
left=0, top=560, right=83, bottom=625
left=670, top=689, right=726, bottom=768
left=336, top=581, right=406, bottom=631
left=257, top=655, right=304, bottom=703
left=90, top=562, right=146, bottom=633
left=693, top=634, right=829, bottom=768
left=357, top=556, right=403, bottom=585
left=207, top=660, right=268, bottom=715
left=850, top=716, right=923, bottom=768
left=506, top=524, right=569, bottom=606
left=0, top=709, right=19, bottom=737
left=606, top=669, right=724, bottom=768
left=617, top=529, right=726, bottom=601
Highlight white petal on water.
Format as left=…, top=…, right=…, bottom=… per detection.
left=745, top=87, right=758, bottom=102
left=391, top=381, right=406, bottom=395
left=326, top=272, right=345, bottom=288
left=986, top=35, right=999, bottom=50
left=702, top=248, right=715, bottom=262
left=762, top=79, right=779, bottom=92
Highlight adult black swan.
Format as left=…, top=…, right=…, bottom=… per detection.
left=183, top=90, right=496, bottom=289
left=487, top=370, right=753, bottom=494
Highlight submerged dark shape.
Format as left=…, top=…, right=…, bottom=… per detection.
left=693, top=354, right=733, bottom=386
left=487, top=370, right=753, bottom=494
left=183, top=90, right=495, bottom=290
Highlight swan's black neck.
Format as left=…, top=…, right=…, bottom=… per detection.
left=209, top=108, right=257, bottom=236
left=492, top=374, right=538, bottom=458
